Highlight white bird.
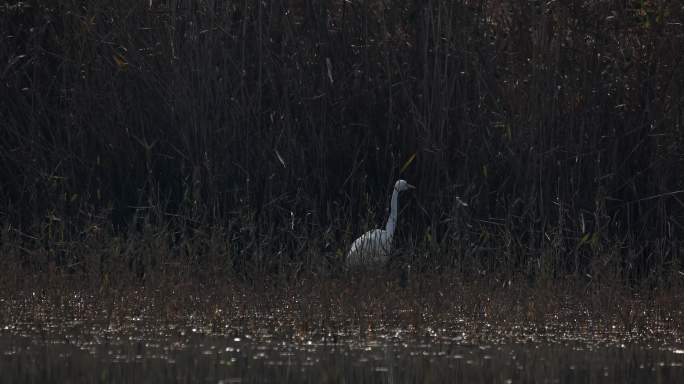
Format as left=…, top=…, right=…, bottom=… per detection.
left=346, top=179, right=415, bottom=267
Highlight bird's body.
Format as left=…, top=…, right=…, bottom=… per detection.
left=346, top=229, right=392, bottom=266
left=346, top=179, right=414, bottom=267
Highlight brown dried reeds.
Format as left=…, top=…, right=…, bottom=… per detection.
left=0, top=0, right=682, bottom=292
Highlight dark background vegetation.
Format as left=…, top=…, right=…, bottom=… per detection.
left=1, top=0, right=683, bottom=289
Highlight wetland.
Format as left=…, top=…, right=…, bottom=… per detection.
left=2, top=276, right=683, bottom=383
left=2, top=0, right=684, bottom=382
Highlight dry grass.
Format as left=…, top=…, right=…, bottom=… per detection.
left=3, top=272, right=683, bottom=346
left=0, top=0, right=682, bottom=291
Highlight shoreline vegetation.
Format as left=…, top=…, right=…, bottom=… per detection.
left=4, top=276, right=682, bottom=383
left=1, top=0, right=683, bottom=323
left=2, top=273, right=684, bottom=346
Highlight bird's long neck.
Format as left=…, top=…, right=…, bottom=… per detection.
left=385, top=188, right=399, bottom=236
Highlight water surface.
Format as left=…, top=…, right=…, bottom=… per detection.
left=2, top=291, right=683, bottom=383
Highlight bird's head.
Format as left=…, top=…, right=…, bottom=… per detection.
left=394, top=179, right=416, bottom=192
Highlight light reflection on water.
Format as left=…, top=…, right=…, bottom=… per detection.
left=2, top=323, right=684, bottom=383
left=1, top=293, right=683, bottom=382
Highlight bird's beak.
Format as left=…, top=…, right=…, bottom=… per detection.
left=407, top=183, right=416, bottom=189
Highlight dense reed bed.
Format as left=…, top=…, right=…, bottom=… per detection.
left=0, top=0, right=683, bottom=291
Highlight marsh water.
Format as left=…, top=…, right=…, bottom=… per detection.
left=1, top=293, right=683, bottom=383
